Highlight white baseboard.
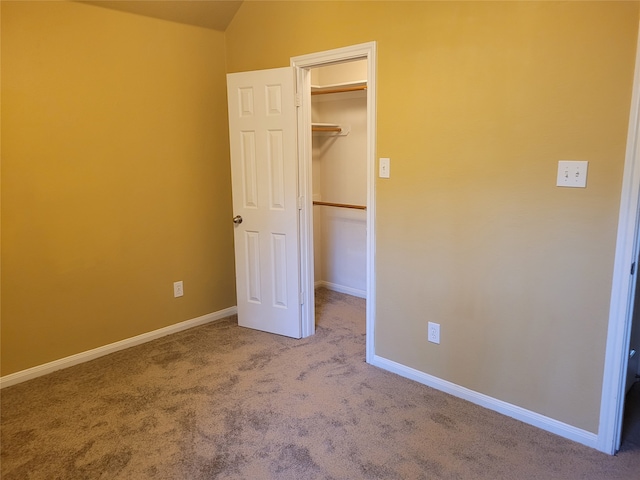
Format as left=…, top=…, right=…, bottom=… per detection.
left=315, top=280, right=366, bottom=299
left=0, top=306, right=238, bottom=389
left=370, top=354, right=599, bottom=450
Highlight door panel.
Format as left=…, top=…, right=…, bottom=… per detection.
left=227, top=67, right=301, bottom=338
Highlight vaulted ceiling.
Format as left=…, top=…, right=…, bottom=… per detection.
left=81, top=1, right=243, bottom=32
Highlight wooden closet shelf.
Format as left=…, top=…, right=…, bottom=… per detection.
left=313, top=201, right=366, bottom=210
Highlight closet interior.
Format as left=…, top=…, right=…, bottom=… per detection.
left=311, top=60, right=368, bottom=298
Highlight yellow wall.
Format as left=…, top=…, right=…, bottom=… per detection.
left=1, top=1, right=236, bottom=375
left=226, top=1, right=638, bottom=432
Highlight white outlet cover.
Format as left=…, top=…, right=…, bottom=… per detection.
left=557, top=160, right=588, bottom=188
left=428, top=321, right=440, bottom=344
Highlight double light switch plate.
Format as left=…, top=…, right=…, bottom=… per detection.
left=557, top=161, right=588, bottom=188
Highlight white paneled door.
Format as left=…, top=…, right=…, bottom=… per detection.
left=227, top=67, right=301, bottom=338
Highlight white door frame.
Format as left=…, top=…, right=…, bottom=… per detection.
left=598, top=22, right=640, bottom=454
left=291, top=42, right=377, bottom=363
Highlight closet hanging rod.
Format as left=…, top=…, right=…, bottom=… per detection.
left=313, top=201, right=367, bottom=210
left=312, top=125, right=342, bottom=133
left=311, top=85, right=367, bottom=96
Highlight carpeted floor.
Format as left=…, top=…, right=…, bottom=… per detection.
left=2, top=288, right=640, bottom=479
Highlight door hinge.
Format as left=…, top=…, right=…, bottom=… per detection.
left=299, top=291, right=304, bottom=305
left=295, top=93, right=302, bottom=107
left=297, top=196, right=304, bottom=210
left=632, top=262, right=636, bottom=275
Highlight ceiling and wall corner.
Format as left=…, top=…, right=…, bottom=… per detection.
left=79, top=0, right=243, bottom=31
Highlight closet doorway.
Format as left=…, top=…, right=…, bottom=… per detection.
left=292, top=43, right=377, bottom=363
left=311, top=61, right=368, bottom=299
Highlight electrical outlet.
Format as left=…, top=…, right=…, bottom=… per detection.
left=428, top=322, right=440, bottom=344
left=173, top=281, right=184, bottom=298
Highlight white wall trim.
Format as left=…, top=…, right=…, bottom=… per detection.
left=371, top=354, right=599, bottom=450
left=0, top=306, right=238, bottom=389
left=315, top=280, right=366, bottom=299
left=598, top=20, right=640, bottom=455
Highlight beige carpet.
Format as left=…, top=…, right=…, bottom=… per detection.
left=2, top=288, right=639, bottom=479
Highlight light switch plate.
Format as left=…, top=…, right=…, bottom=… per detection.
left=379, top=158, right=390, bottom=178
left=557, top=161, right=588, bottom=188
